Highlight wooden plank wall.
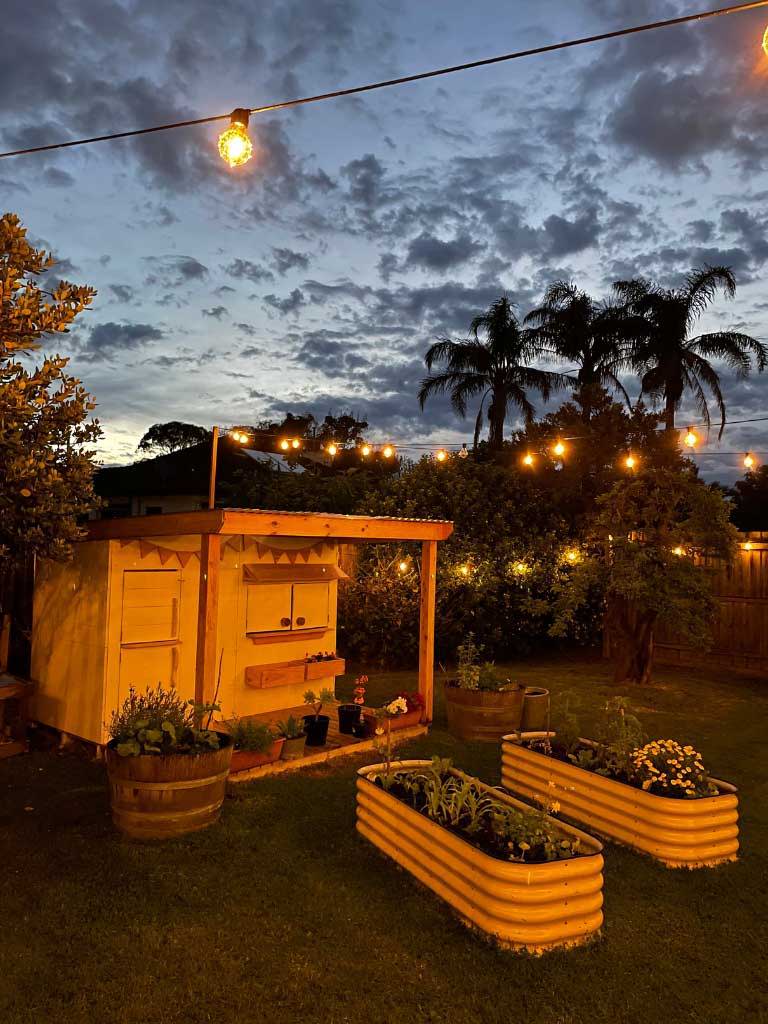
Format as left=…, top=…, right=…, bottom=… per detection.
left=654, top=532, right=768, bottom=674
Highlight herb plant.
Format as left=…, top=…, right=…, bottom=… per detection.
left=108, top=685, right=223, bottom=757
left=276, top=715, right=306, bottom=739
left=303, top=688, right=335, bottom=720
left=227, top=718, right=275, bottom=753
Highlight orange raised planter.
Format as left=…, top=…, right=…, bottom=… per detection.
left=501, top=738, right=739, bottom=869
left=356, top=760, right=604, bottom=953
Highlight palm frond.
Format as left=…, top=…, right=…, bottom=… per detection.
left=691, top=331, right=768, bottom=375
left=684, top=265, right=736, bottom=327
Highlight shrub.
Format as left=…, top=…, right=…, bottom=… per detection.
left=108, top=685, right=222, bottom=757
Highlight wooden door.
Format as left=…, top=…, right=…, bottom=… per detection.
left=121, top=570, right=181, bottom=644
left=245, top=583, right=293, bottom=634
left=292, top=583, right=330, bottom=630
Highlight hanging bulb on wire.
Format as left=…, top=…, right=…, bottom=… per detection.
left=458, top=443, right=469, bottom=460
left=552, top=440, right=566, bottom=458
left=382, top=444, right=395, bottom=459
left=435, top=449, right=448, bottom=463
left=522, top=452, right=535, bottom=467
left=325, top=442, right=338, bottom=457
left=218, top=108, right=253, bottom=167
left=744, top=452, right=755, bottom=469
left=360, top=443, right=371, bottom=457
left=683, top=427, right=698, bottom=448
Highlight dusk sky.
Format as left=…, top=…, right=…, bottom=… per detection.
left=3, top=0, right=768, bottom=480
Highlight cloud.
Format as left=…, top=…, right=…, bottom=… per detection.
left=77, top=322, right=164, bottom=362
left=143, top=255, right=208, bottom=288
left=41, top=167, right=74, bottom=187
left=271, top=246, right=310, bottom=275
left=225, top=258, right=275, bottom=284
left=405, top=232, right=485, bottom=272
left=202, top=305, right=228, bottom=319
left=263, top=288, right=306, bottom=315
left=109, top=284, right=136, bottom=303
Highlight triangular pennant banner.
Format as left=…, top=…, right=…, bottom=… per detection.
left=138, top=540, right=155, bottom=561
left=177, top=550, right=194, bottom=568
left=158, top=547, right=175, bottom=566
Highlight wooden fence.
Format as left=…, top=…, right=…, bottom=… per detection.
left=654, top=531, right=768, bottom=675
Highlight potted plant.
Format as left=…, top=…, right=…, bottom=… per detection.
left=501, top=696, right=739, bottom=868
left=337, top=674, right=368, bottom=735
left=357, top=755, right=604, bottom=953
left=302, top=687, right=335, bottom=746
left=276, top=715, right=308, bottom=760
left=363, top=691, right=424, bottom=736
left=227, top=718, right=285, bottom=773
left=105, top=684, right=232, bottom=840
left=444, top=635, right=524, bottom=742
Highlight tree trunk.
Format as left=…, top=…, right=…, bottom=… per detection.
left=607, top=596, right=656, bottom=685
left=487, top=397, right=505, bottom=450
left=664, top=394, right=676, bottom=432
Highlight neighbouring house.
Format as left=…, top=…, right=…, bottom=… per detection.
left=95, top=437, right=308, bottom=517
left=30, top=508, right=452, bottom=745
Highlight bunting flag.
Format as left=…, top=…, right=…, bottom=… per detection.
left=114, top=535, right=332, bottom=567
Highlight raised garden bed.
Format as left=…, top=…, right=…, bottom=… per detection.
left=501, top=737, right=739, bottom=868
left=356, top=759, right=604, bottom=954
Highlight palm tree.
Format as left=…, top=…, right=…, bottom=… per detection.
left=614, top=266, right=766, bottom=436
left=524, top=281, right=632, bottom=417
left=418, top=295, right=572, bottom=450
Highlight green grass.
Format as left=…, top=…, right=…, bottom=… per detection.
left=1, top=652, right=766, bottom=1024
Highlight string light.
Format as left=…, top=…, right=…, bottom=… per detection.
left=435, top=449, right=448, bottom=462
left=398, top=560, right=410, bottom=573
left=683, top=428, right=698, bottom=448
left=360, top=443, right=371, bottom=457
left=217, top=109, right=253, bottom=167
left=325, top=442, right=338, bottom=457
left=291, top=438, right=301, bottom=450
left=624, top=453, right=637, bottom=470
left=564, top=548, right=580, bottom=564
left=512, top=561, right=530, bottom=576
left=744, top=452, right=755, bottom=469
left=458, top=443, right=469, bottom=460
left=382, top=444, right=395, bottom=459
left=230, top=429, right=249, bottom=444
left=743, top=541, right=754, bottom=551
left=458, top=563, right=471, bottom=577
left=552, top=440, right=566, bottom=458
left=522, top=452, right=535, bottom=467
left=672, top=546, right=686, bottom=556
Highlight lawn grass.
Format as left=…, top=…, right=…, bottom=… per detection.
left=1, top=651, right=766, bottom=1024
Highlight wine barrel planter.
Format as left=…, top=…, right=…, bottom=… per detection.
left=357, top=760, right=604, bottom=953
left=444, top=682, right=524, bottom=742
left=105, top=737, right=233, bottom=840
left=520, top=687, right=550, bottom=732
left=501, top=737, right=739, bottom=868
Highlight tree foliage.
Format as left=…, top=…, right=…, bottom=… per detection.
left=0, top=213, right=101, bottom=570
left=729, top=466, right=768, bottom=531
left=137, top=421, right=212, bottom=455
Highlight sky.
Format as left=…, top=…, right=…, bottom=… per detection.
left=2, top=0, right=768, bottom=482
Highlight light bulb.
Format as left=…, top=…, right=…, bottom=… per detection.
left=326, top=443, right=338, bottom=457
left=683, top=428, right=698, bottom=449
left=565, top=549, right=579, bottom=563
left=459, top=564, right=470, bottom=577
left=553, top=440, right=566, bottom=457
left=279, top=439, right=290, bottom=451
left=744, top=453, right=755, bottom=469
left=218, top=108, right=253, bottom=168
left=382, top=445, right=395, bottom=458
left=625, top=454, right=636, bottom=469
left=458, top=443, right=469, bottom=460
left=291, top=438, right=301, bottom=450
left=522, top=453, right=534, bottom=467
left=398, top=560, right=409, bottom=573
left=512, top=561, right=528, bottom=576
left=743, top=541, right=754, bottom=551
left=672, top=546, right=685, bottom=557
left=360, top=444, right=371, bottom=457
left=435, top=449, right=447, bottom=462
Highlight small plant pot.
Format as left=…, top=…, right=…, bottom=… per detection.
left=281, top=734, right=307, bottom=760
left=337, top=704, right=362, bottom=735
left=230, top=737, right=285, bottom=773
left=352, top=719, right=368, bottom=740
left=303, top=714, right=330, bottom=747
left=520, top=687, right=550, bottom=733
left=363, top=708, right=423, bottom=737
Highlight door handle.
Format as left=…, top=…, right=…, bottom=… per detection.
left=280, top=617, right=291, bottom=627
left=296, top=616, right=306, bottom=626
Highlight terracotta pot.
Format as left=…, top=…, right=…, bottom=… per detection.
left=230, top=737, right=285, bottom=773
left=444, top=682, right=524, bottom=742
left=105, top=735, right=232, bottom=841
left=501, top=737, right=739, bottom=868
left=520, top=687, right=550, bottom=732
left=362, top=707, right=422, bottom=737
left=281, top=734, right=307, bottom=760
left=357, top=760, right=604, bottom=953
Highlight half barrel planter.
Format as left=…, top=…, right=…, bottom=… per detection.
left=501, top=738, right=739, bottom=869
left=106, top=738, right=233, bottom=840
left=444, top=682, right=524, bottom=742
left=356, top=760, right=604, bottom=954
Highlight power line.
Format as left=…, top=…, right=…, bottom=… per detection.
left=2, top=0, right=767, bottom=160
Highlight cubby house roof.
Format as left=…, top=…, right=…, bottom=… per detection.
left=86, top=508, right=454, bottom=543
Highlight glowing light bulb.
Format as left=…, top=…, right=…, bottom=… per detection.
left=683, top=428, right=698, bottom=449
left=565, top=549, right=580, bottom=564
left=672, top=546, right=685, bottom=557
left=279, top=439, right=290, bottom=451
left=458, top=444, right=469, bottom=460
left=744, top=453, right=755, bottom=469
left=382, top=445, right=395, bottom=459
left=522, top=452, right=534, bottom=467
left=360, top=444, right=371, bottom=457
left=435, top=449, right=447, bottom=462
left=218, top=108, right=253, bottom=167
left=743, top=541, right=754, bottom=551
left=624, top=453, right=636, bottom=470
left=459, top=564, right=470, bottom=577
left=326, top=443, right=338, bottom=457
left=553, top=440, right=566, bottom=458
left=291, top=438, right=301, bottom=450
left=763, top=24, right=768, bottom=57
left=398, top=560, right=409, bottom=573
left=512, top=561, right=529, bottom=576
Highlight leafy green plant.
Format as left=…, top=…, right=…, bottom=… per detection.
left=275, top=715, right=305, bottom=739
left=108, top=685, right=223, bottom=757
left=227, top=718, right=275, bottom=753
left=455, top=634, right=481, bottom=689
left=303, top=688, right=335, bottom=720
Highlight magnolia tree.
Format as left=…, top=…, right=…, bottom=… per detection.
left=551, top=466, right=738, bottom=685
left=0, top=212, right=101, bottom=574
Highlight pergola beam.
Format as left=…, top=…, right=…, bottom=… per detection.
left=418, top=540, right=438, bottom=723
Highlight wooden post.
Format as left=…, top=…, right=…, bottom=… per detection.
left=418, top=540, right=438, bottom=724
left=195, top=533, right=221, bottom=708
left=208, top=426, right=220, bottom=510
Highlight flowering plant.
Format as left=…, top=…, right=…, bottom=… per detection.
left=382, top=696, right=409, bottom=717
left=352, top=675, right=368, bottom=706
left=396, top=690, right=424, bottom=712
left=631, top=740, right=718, bottom=799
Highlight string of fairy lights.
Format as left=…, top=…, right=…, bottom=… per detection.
left=226, top=416, right=768, bottom=476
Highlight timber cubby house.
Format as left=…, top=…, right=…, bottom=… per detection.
left=31, top=509, right=453, bottom=757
